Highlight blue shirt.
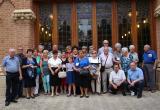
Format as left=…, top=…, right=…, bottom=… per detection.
left=143, top=50, right=157, bottom=64
left=74, top=57, right=89, bottom=68
left=2, top=55, right=20, bottom=73
left=127, top=67, right=144, bottom=81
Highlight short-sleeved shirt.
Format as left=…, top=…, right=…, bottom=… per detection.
left=66, top=63, right=74, bottom=71
left=143, top=50, right=157, bottom=64
left=2, top=55, right=20, bottom=73
left=98, top=46, right=113, bottom=56
left=74, top=57, right=89, bottom=68
left=100, top=53, right=114, bottom=68
left=109, top=70, right=126, bottom=85
left=48, top=57, right=62, bottom=67
left=127, top=67, right=144, bottom=81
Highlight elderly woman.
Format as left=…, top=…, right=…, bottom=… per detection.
left=89, top=50, right=101, bottom=95
left=129, top=45, right=139, bottom=63
left=120, top=47, right=133, bottom=76
left=74, top=50, right=90, bottom=98
left=48, top=50, right=62, bottom=96
left=22, top=49, right=37, bottom=99
left=113, top=43, right=122, bottom=64
left=65, top=45, right=72, bottom=58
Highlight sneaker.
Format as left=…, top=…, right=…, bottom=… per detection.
left=131, top=91, right=135, bottom=96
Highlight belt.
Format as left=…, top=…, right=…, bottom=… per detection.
left=144, top=62, right=154, bottom=64
left=6, top=71, right=19, bottom=75
left=105, top=67, right=112, bottom=69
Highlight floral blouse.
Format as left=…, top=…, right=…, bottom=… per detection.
left=120, top=54, right=133, bottom=73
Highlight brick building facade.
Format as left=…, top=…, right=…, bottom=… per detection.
left=0, top=0, right=160, bottom=62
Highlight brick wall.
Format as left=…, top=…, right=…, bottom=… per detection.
left=0, top=0, right=35, bottom=63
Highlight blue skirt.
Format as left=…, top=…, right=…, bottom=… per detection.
left=66, top=71, right=75, bottom=84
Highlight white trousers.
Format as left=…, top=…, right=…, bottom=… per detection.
left=101, top=68, right=113, bottom=92
left=34, top=75, right=39, bottom=95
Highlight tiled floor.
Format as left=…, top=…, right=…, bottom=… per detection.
left=0, top=91, right=160, bottom=110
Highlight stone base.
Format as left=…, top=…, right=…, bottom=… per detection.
left=0, top=75, right=6, bottom=97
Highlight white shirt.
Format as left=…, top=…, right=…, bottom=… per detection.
left=89, top=57, right=101, bottom=64
left=109, top=70, right=126, bottom=85
left=100, top=53, right=114, bottom=68
left=48, top=57, right=62, bottom=67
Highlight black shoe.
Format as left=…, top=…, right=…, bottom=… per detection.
left=5, top=102, right=10, bottom=106
left=26, top=97, right=30, bottom=99
left=11, top=100, right=18, bottom=103
left=31, top=96, right=35, bottom=99
left=85, top=95, right=89, bottom=98
left=137, top=94, right=142, bottom=99
left=80, top=95, right=84, bottom=98
left=122, top=92, right=126, bottom=96
left=151, top=90, right=156, bottom=93
left=34, top=94, right=39, bottom=97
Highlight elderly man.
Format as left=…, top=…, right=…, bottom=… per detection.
left=128, top=62, right=144, bottom=98
left=129, top=45, right=139, bottom=63
left=109, top=64, right=126, bottom=96
left=98, top=40, right=112, bottom=56
left=48, top=45, right=61, bottom=58
left=142, top=44, right=157, bottom=93
left=16, top=46, right=26, bottom=98
left=2, top=48, right=22, bottom=106
left=100, top=47, right=114, bottom=93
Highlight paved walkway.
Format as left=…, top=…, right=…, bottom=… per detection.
left=0, top=91, right=160, bottom=110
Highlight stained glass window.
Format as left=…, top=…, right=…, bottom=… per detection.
left=118, top=0, right=132, bottom=47
left=39, top=3, right=52, bottom=50
left=77, top=2, right=92, bottom=48
left=57, top=3, right=71, bottom=51
left=96, top=0, right=112, bottom=48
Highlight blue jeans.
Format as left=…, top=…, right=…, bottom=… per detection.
left=42, top=74, right=50, bottom=93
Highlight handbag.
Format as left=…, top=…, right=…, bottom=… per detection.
left=79, top=69, right=89, bottom=75
left=58, top=70, right=66, bottom=78
left=100, top=55, right=108, bottom=73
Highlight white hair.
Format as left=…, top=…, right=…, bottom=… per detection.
left=115, top=43, right=121, bottom=48
left=9, top=48, right=15, bottom=52
left=144, top=44, right=151, bottom=49
left=38, top=45, right=44, bottom=49
left=103, top=40, right=109, bottom=44
left=129, top=45, right=135, bottom=50
left=43, top=50, right=48, bottom=53
left=121, top=47, right=128, bottom=53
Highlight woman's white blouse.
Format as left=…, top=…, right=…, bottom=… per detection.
left=89, top=57, right=101, bottom=64
left=48, top=57, right=62, bottom=67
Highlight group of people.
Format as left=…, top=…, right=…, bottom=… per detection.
left=2, top=40, right=157, bottom=106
